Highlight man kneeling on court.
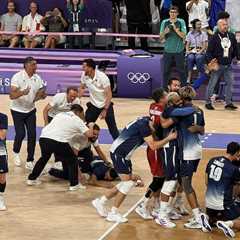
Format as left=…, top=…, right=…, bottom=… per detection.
left=92, top=116, right=177, bottom=223
left=205, top=142, right=240, bottom=238
left=27, top=104, right=94, bottom=191
left=49, top=123, right=118, bottom=188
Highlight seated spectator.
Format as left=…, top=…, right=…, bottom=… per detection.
left=186, top=0, right=209, bottom=30
left=0, top=1, right=22, bottom=48
left=22, top=2, right=45, bottom=48
left=186, top=19, right=208, bottom=83
left=41, top=8, right=68, bottom=49
left=66, top=0, right=84, bottom=49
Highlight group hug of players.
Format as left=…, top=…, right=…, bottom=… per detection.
left=91, top=79, right=240, bottom=238
left=0, top=58, right=240, bottom=238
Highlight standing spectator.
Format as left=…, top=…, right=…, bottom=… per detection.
left=9, top=57, right=47, bottom=170
left=186, top=0, right=209, bottom=30
left=79, top=59, right=119, bottom=140
left=186, top=19, right=208, bottom=83
left=160, top=6, right=187, bottom=88
left=22, top=2, right=45, bottom=48
left=0, top=1, right=22, bottom=48
left=0, top=113, right=8, bottom=210
left=213, top=11, right=235, bottom=34
left=124, top=0, right=151, bottom=51
left=66, top=0, right=84, bottom=49
left=41, top=8, right=68, bottom=49
left=205, top=19, right=239, bottom=110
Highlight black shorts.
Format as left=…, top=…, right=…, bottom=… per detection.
left=0, top=155, right=8, bottom=174
left=110, top=152, right=132, bottom=175
left=207, top=202, right=240, bottom=226
left=180, top=159, right=200, bottom=177
left=161, top=145, right=180, bottom=180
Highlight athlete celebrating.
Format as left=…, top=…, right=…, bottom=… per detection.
left=92, top=116, right=177, bottom=223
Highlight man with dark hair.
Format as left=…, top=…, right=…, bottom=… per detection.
left=167, top=77, right=181, bottom=93
left=124, top=0, right=151, bottom=51
left=135, top=88, right=168, bottom=219
left=27, top=104, right=94, bottom=191
left=80, top=58, right=119, bottom=140
left=0, top=1, right=22, bottom=47
left=92, top=116, right=177, bottom=223
left=205, top=142, right=240, bottom=238
left=10, top=57, right=46, bottom=170
left=43, top=86, right=81, bottom=125
left=160, top=6, right=187, bottom=88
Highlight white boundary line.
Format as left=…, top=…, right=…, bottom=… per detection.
left=97, top=196, right=144, bottom=240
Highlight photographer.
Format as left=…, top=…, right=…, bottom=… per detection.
left=41, top=8, right=68, bottom=49
left=186, top=19, right=208, bottom=83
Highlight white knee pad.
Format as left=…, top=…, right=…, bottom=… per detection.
left=161, top=180, right=178, bottom=196
left=116, top=180, right=135, bottom=195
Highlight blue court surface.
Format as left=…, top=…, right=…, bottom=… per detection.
left=6, top=126, right=240, bottom=149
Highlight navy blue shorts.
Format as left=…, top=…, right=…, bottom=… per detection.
left=110, top=152, right=132, bottom=175
left=207, top=202, right=240, bottom=226
left=161, top=145, right=180, bottom=180
left=0, top=155, right=8, bottom=174
left=180, top=159, right=200, bottom=177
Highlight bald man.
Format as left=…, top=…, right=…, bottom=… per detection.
left=205, top=19, right=239, bottom=111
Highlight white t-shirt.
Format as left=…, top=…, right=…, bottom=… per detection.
left=10, top=70, right=45, bottom=113
left=81, top=69, right=111, bottom=108
left=70, top=134, right=99, bottom=151
left=186, top=0, right=209, bottom=28
left=48, top=92, right=81, bottom=118
left=22, top=13, right=45, bottom=32
left=40, top=111, right=88, bottom=143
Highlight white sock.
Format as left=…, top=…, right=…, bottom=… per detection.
left=225, top=221, right=234, bottom=228
left=192, top=208, right=200, bottom=219
left=99, top=196, right=108, bottom=204
left=159, top=201, right=169, bottom=217
left=111, top=206, right=118, bottom=214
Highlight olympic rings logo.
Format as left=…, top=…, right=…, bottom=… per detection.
left=127, top=72, right=151, bottom=84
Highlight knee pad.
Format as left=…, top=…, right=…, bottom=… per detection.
left=116, top=180, right=135, bottom=195
left=148, top=177, right=165, bottom=193
left=161, top=180, right=178, bottom=196
left=182, top=176, right=194, bottom=194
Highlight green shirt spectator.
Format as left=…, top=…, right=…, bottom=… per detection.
left=160, top=18, right=187, bottom=53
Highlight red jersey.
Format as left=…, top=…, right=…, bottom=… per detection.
left=149, top=103, right=164, bottom=125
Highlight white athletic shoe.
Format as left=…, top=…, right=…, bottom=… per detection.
left=0, top=195, right=6, bottom=211
left=168, top=208, right=182, bottom=220
left=25, top=161, right=34, bottom=170
left=13, top=153, right=21, bottom=167
left=27, top=179, right=42, bottom=186
left=106, top=212, right=128, bottom=223
left=197, top=213, right=212, bottom=232
left=92, top=198, right=108, bottom=217
left=184, top=217, right=202, bottom=229
left=151, top=208, right=161, bottom=218
left=216, top=221, right=235, bottom=238
left=155, top=215, right=176, bottom=228
left=135, top=204, right=153, bottom=220
left=69, top=183, right=86, bottom=191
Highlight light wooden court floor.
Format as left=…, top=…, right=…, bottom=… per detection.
left=0, top=95, right=240, bottom=240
